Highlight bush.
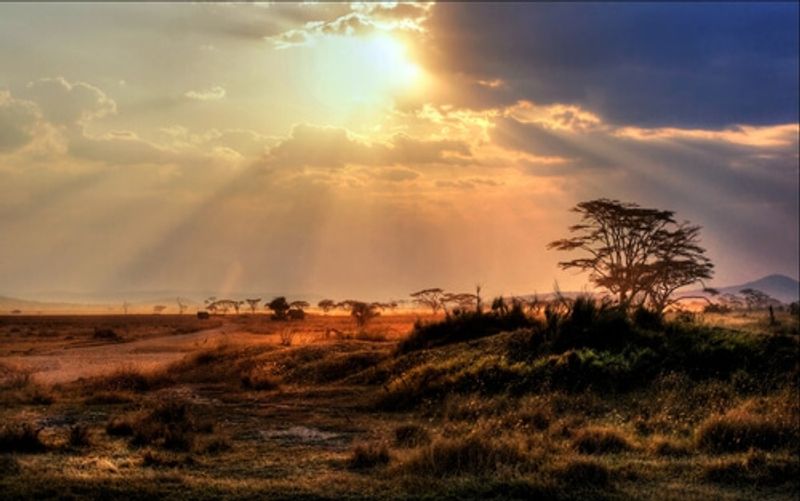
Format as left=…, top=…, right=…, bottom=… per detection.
left=85, top=368, right=173, bottom=393
left=394, top=424, right=430, bottom=448
left=0, top=422, right=46, bottom=453
left=240, top=371, right=280, bottom=391
left=556, top=459, right=610, bottom=486
left=0, top=455, right=21, bottom=476
left=703, top=451, right=799, bottom=486
left=401, top=435, right=526, bottom=476
left=572, top=426, right=634, bottom=455
left=68, top=424, right=91, bottom=448
left=650, top=436, right=692, bottom=457
left=696, top=408, right=798, bottom=453
left=112, top=399, right=214, bottom=452
left=93, top=327, right=121, bottom=341
left=348, top=442, right=390, bottom=470
left=397, top=309, right=533, bottom=354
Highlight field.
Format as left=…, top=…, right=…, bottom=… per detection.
left=0, top=309, right=798, bottom=500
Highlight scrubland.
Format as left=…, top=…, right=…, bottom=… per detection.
left=0, top=307, right=797, bottom=500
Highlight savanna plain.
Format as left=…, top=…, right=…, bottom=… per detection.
left=0, top=304, right=798, bottom=500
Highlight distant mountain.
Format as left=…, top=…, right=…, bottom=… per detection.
left=711, top=274, right=799, bottom=304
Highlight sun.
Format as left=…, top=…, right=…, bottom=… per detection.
left=305, top=32, right=426, bottom=123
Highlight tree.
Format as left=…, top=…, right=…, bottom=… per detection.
left=318, top=299, right=336, bottom=314
left=442, top=292, right=478, bottom=315
left=349, top=301, right=381, bottom=327
left=548, top=198, right=713, bottom=314
left=410, top=288, right=446, bottom=315
left=267, top=297, right=290, bottom=321
left=122, top=301, right=130, bottom=315
left=153, top=305, right=166, bottom=314
left=176, top=298, right=187, bottom=315
left=740, top=288, right=776, bottom=310
left=288, top=300, right=309, bottom=320
left=245, top=298, right=261, bottom=314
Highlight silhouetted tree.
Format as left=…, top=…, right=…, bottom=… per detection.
left=245, top=298, right=261, bottom=314
left=349, top=301, right=381, bottom=327
left=443, top=292, right=478, bottom=315
left=122, top=301, right=130, bottom=315
left=318, top=299, right=336, bottom=314
left=267, top=297, right=291, bottom=321
left=176, top=298, right=187, bottom=315
left=740, top=288, right=776, bottom=310
left=153, top=305, right=166, bottom=314
left=548, top=199, right=713, bottom=315
left=410, top=288, right=446, bottom=315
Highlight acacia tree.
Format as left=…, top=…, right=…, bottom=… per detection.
left=442, top=292, right=478, bottom=315
left=740, top=288, right=776, bottom=310
left=153, top=305, right=167, bottom=314
left=318, top=299, right=336, bottom=314
left=410, top=288, right=446, bottom=315
left=176, top=298, right=188, bottom=315
left=267, top=297, right=290, bottom=320
left=548, top=199, right=713, bottom=315
left=245, top=298, right=261, bottom=314
left=349, top=301, right=381, bottom=327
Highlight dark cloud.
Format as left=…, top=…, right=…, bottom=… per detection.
left=424, top=3, right=799, bottom=128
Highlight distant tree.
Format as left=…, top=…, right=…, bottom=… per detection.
left=548, top=198, right=713, bottom=315
left=176, top=298, right=187, bottom=315
left=245, top=298, right=261, bottom=314
left=318, top=299, right=336, bottom=314
left=122, top=301, right=130, bottom=315
left=349, top=301, right=381, bottom=327
left=442, top=292, right=478, bottom=315
left=288, top=300, right=309, bottom=320
left=232, top=300, right=244, bottom=315
left=153, top=305, right=167, bottom=314
left=410, top=288, right=446, bottom=315
left=740, top=288, right=776, bottom=310
left=267, top=297, right=291, bottom=321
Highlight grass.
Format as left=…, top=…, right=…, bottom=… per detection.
left=0, top=310, right=797, bottom=499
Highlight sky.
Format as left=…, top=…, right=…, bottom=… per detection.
left=0, top=2, right=798, bottom=302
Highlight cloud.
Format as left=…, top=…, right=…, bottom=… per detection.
left=184, top=85, right=226, bottom=101
left=265, top=123, right=472, bottom=168
left=23, top=76, right=116, bottom=127
left=0, top=91, right=40, bottom=153
left=270, top=2, right=432, bottom=48
left=422, top=3, right=799, bottom=128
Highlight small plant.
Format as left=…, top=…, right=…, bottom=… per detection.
left=279, top=329, right=295, bottom=347
left=240, top=371, right=280, bottom=391
left=394, top=424, right=430, bottom=448
left=696, top=408, right=797, bottom=453
left=0, top=422, right=46, bottom=453
left=572, top=426, right=634, bottom=454
left=556, top=459, right=611, bottom=486
left=348, top=442, right=390, bottom=470
left=68, top=424, right=91, bottom=448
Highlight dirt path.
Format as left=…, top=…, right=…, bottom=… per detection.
left=1, top=322, right=275, bottom=384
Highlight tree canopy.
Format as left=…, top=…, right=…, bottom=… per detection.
left=548, top=198, right=713, bottom=314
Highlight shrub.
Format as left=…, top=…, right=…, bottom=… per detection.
left=556, top=459, right=610, bottom=486
left=397, top=309, right=533, bottom=354
left=85, top=391, right=135, bottom=405
left=0, top=422, right=47, bottom=453
left=393, top=424, right=430, bottom=448
left=649, top=436, right=692, bottom=457
left=572, top=426, right=634, bottom=455
left=402, top=435, right=526, bottom=476
left=696, top=408, right=797, bottom=453
left=93, top=327, right=121, bottom=341
left=703, top=451, right=799, bottom=486
left=106, top=416, right=135, bottom=437
left=240, top=371, right=280, bottom=391
left=68, top=424, right=91, bottom=448
left=86, top=368, right=173, bottom=393
left=348, top=442, right=390, bottom=470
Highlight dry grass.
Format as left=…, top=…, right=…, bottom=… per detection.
left=571, top=426, right=635, bottom=455
left=0, top=422, right=47, bottom=453
left=695, top=399, right=798, bottom=453
left=400, top=434, right=528, bottom=476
